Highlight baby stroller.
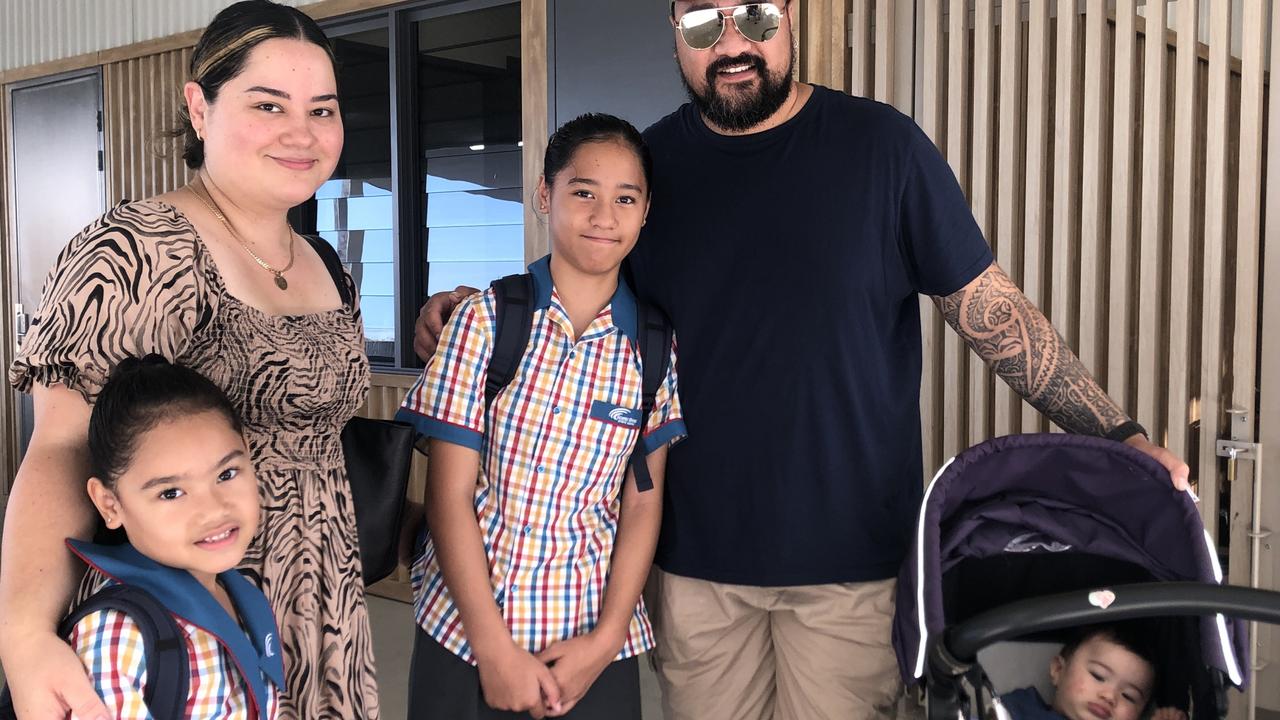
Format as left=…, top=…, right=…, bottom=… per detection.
left=892, top=433, right=1280, bottom=720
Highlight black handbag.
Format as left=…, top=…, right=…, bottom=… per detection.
left=341, top=415, right=415, bottom=585
left=306, top=234, right=417, bottom=586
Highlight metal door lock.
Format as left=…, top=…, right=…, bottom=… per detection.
left=1218, top=439, right=1260, bottom=463
left=1215, top=409, right=1267, bottom=720
left=14, top=304, right=31, bottom=338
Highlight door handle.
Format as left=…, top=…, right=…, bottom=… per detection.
left=14, top=303, right=30, bottom=343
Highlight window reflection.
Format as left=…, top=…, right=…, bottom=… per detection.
left=322, top=28, right=394, bottom=360
left=307, top=4, right=523, bottom=367
left=418, top=4, right=523, bottom=295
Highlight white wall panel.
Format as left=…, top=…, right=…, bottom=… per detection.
left=130, top=0, right=302, bottom=43
left=1, top=0, right=304, bottom=73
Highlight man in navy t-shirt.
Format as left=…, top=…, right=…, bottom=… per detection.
left=415, top=2, right=1189, bottom=717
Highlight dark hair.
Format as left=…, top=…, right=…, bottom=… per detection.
left=173, top=0, right=337, bottom=169
left=88, top=355, right=243, bottom=488
left=542, top=113, right=653, bottom=193
left=1060, top=622, right=1159, bottom=680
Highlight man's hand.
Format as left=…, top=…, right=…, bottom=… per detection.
left=3, top=628, right=109, bottom=720
left=1123, top=433, right=1191, bottom=491
left=413, top=285, right=479, bottom=362
left=476, top=642, right=562, bottom=718
left=536, top=631, right=622, bottom=716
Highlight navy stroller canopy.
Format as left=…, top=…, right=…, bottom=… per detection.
left=892, top=433, right=1246, bottom=688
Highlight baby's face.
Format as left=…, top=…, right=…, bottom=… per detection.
left=1050, top=635, right=1153, bottom=720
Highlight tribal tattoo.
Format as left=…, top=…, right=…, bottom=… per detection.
left=935, top=262, right=1130, bottom=437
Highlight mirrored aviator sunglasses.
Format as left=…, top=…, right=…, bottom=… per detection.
left=673, top=2, right=785, bottom=50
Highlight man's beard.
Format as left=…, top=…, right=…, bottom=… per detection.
left=680, top=49, right=795, bottom=132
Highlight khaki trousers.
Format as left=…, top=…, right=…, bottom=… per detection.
left=647, top=569, right=903, bottom=720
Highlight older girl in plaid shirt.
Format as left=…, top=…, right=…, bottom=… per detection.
left=398, top=114, right=686, bottom=719
left=67, top=356, right=282, bottom=719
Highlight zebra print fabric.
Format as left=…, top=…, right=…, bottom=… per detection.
left=10, top=199, right=380, bottom=719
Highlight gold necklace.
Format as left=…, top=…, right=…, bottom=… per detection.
left=187, top=184, right=296, bottom=290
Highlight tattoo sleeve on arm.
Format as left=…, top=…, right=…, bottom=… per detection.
left=934, top=262, right=1129, bottom=437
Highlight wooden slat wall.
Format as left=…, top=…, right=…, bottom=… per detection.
left=801, top=0, right=849, bottom=92
left=521, top=0, right=548, bottom=260
left=917, top=0, right=945, bottom=475
left=993, top=0, right=1023, bottom=439
left=1226, top=0, right=1267, bottom=592
left=1078, top=0, right=1109, bottom=389
left=1198, top=0, right=1231, bottom=544
left=872, top=0, right=894, bottom=104
left=1051, top=1, right=1082, bottom=368
left=1168, top=0, right=1198, bottom=472
left=1257, top=2, right=1280, bottom=706
left=800, top=2, right=1270, bottom=561
left=943, top=0, right=969, bottom=459
left=1108, top=0, right=1136, bottom=412
left=102, top=48, right=193, bottom=204
left=848, top=0, right=870, bottom=97
left=1021, top=1, right=1051, bottom=436
left=968, top=0, right=994, bottom=446
left=1136, top=0, right=1168, bottom=440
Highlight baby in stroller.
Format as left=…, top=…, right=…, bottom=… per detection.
left=892, top=434, right=1271, bottom=720
left=999, top=622, right=1186, bottom=720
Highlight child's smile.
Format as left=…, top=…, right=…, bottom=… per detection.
left=194, top=524, right=241, bottom=550
left=89, top=409, right=261, bottom=595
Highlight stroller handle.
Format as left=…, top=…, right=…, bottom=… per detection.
left=940, top=581, right=1280, bottom=664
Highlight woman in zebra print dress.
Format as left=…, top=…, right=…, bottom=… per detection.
left=1, top=2, right=380, bottom=717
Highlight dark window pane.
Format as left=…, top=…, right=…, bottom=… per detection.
left=417, top=3, right=523, bottom=297
left=426, top=150, right=522, bottom=193
left=325, top=27, right=394, bottom=361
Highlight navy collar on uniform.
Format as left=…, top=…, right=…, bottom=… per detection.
left=67, top=539, right=284, bottom=720
left=527, top=254, right=638, bottom=341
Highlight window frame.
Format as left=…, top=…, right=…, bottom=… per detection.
left=315, top=0, right=524, bottom=371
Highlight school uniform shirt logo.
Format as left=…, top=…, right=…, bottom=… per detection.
left=590, top=400, right=640, bottom=428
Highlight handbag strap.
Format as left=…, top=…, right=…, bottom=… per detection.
left=306, top=236, right=355, bottom=308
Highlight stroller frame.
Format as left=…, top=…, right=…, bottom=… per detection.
left=924, top=582, right=1280, bottom=720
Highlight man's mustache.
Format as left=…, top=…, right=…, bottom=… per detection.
left=705, top=54, right=767, bottom=80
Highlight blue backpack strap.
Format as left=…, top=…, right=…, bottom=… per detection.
left=482, top=274, right=669, bottom=492
left=628, top=299, right=673, bottom=492
left=56, top=585, right=190, bottom=720
left=485, top=274, right=535, bottom=409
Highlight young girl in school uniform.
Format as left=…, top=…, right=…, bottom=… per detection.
left=71, top=356, right=282, bottom=719
left=398, top=113, right=685, bottom=719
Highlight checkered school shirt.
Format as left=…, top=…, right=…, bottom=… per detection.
left=68, top=582, right=280, bottom=720
left=398, top=256, right=686, bottom=664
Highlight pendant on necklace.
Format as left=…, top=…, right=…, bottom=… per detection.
left=274, top=274, right=289, bottom=291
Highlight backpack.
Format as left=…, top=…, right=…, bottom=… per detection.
left=0, top=584, right=190, bottom=720
left=484, top=274, right=672, bottom=491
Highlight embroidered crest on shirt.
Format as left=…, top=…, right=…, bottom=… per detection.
left=590, top=400, right=641, bottom=428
